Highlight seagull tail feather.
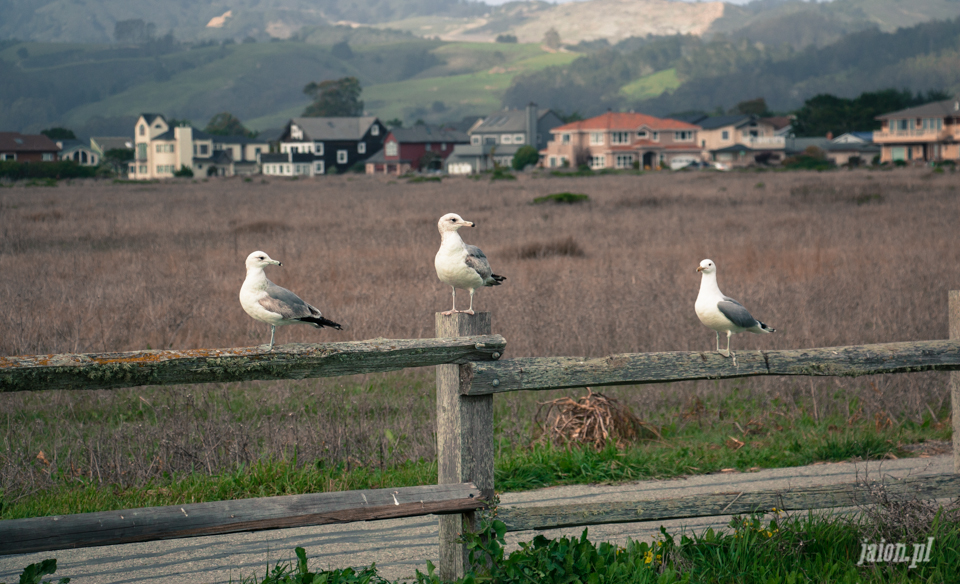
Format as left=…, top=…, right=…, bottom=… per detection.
left=298, top=316, right=344, bottom=330
left=487, top=273, right=506, bottom=286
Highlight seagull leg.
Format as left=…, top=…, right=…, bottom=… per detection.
left=715, top=332, right=721, bottom=352
left=464, top=289, right=476, bottom=315
left=268, top=325, right=276, bottom=351
left=718, top=331, right=731, bottom=358
left=441, top=287, right=457, bottom=316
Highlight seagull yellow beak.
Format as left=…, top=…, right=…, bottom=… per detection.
left=463, top=221, right=475, bottom=227
left=696, top=266, right=703, bottom=273
left=273, top=260, right=282, bottom=267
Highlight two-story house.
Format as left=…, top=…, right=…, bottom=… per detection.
left=128, top=114, right=269, bottom=179
left=0, top=132, right=60, bottom=162
left=677, top=114, right=785, bottom=166
left=365, top=125, right=469, bottom=175
left=541, top=111, right=701, bottom=170
left=57, top=140, right=100, bottom=166
left=873, top=97, right=960, bottom=163
left=445, top=104, right=564, bottom=174
left=263, top=117, right=386, bottom=176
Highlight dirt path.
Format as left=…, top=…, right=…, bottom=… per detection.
left=0, top=454, right=953, bottom=584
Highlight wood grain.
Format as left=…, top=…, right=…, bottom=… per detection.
left=0, top=335, right=506, bottom=392
left=466, top=339, right=960, bottom=395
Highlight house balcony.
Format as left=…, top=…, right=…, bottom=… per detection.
left=742, top=136, right=785, bottom=148
left=872, top=128, right=960, bottom=143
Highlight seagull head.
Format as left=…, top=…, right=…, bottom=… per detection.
left=245, top=251, right=282, bottom=270
left=697, top=259, right=716, bottom=275
left=438, top=213, right=474, bottom=234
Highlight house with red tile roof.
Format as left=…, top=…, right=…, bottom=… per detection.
left=541, top=112, right=701, bottom=171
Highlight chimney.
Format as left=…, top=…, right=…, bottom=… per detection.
left=526, top=102, right=538, bottom=148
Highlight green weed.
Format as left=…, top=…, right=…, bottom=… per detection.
left=532, top=192, right=589, bottom=204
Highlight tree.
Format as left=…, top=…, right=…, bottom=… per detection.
left=495, top=34, right=518, bottom=43
left=102, top=148, right=134, bottom=174
left=384, top=118, right=403, bottom=128
left=331, top=40, right=354, bottom=60
left=40, top=127, right=76, bottom=140
left=173, top=165, right=194, bottom=177
left=543, top=28, right=561, bottom=50
left=512, top=145, right=540, bottom=170
left=205, top=112, right=256, bottom=137
left=732, top=97, right=770, bottom=117
left=791, top=89, right=949, bottom=137
left=114, top=19, right=156, bottom=43
left=302, top=77, right=363, bottom=117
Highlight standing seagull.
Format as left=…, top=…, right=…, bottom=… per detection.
left=695, top=259, right=775, bottom=357
left=240, top=251, right=342, bottom=350
left=434, top=213, right=506, bottom=316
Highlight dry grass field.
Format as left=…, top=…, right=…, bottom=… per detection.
left=1, top=168, right=958, bottom=504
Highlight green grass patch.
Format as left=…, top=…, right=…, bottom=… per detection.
left=407, top=176, right=442, bottom=183
left=532, top=192, right=590, bottom=204
left=618, top=68, right=681, bottom=101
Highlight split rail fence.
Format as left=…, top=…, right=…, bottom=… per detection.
left=2, top=293, right=960, bottom=581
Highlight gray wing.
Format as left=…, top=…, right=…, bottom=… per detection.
left=259, top=283, right=318, bottom=320
left=464, top=244, right=494, bottom=281
left=716, top=298, right=760, bottom=329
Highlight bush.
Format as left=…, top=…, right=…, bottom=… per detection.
left=0, top=161, right=96, bottom=180
left=490, top=167, right=515, bottom=181
left=512, top=145, right=540, bottom=171
left=533, top=192, right=590, bottom=204
left=173, top=165, right=194, bottom=177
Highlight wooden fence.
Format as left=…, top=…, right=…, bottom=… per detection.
left=1, top=292, right=960, bottom=581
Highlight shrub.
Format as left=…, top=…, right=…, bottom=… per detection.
left=490, top=167, right=515, bottom=181
left=173, top=165, right=193, bottom=177
left=533, top=192, right=589, bottom=204
left=512, top=145, right=540, bottom=171
left=0, top=161, right=96, bottom=180
left=511, top=236, right=585, bottom=260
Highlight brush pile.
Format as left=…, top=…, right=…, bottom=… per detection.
left=535, top=388, right=660, bottom=449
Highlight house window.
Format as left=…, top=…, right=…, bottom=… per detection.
left=139, top=125, right=145, bottom=136
left=561, top=133, right=570, bottom=144
left=290, top=125, right=302, bottom=140
left=923, top=118, right=943, bottom=131
left=897, top=119, right=909, bottom=131
left=652, top=132, right=659, bottom=141
left=199, top=144, right=208, bottom=155
left=314, top=142, right=324, bottom=155
left=610, top=132, right=631, bottom=145
left=139, top=165, right=147, bottom=173
left=155, top=144, right=162, bottom=153
left=42, top=152, right=54, bottom=161
left=513, top=134, right=525, bottom=144
left=615, top=154, right=634, bottom=169
left=371, top=125, right=380, bottom=136
left=637, top=130, right=648, bottom=139
left=549, top=156, right=557, bottom=168
left=358, top=142, right=366, bottom=154
left=722, top=130, right=729, bottom=140
left=590, top=155, right=605, bottom=169
left=674, top=131, right=692, bottom=141
left=471, top=136, right=481, bottom=145
left=386, top=141, right=398, bottom=157
left=425, top=143, right=431, bottom=151
left=337, top=150, right=348, bottom=164
left=589, top=132, right=604, bottom=145
left=441, top=143, right=446, bottom=150
left=501, top=134, right=513, bottom=144
left=484, top=136, right=496, bottom=144
left=254, top=147, right=261, bottom=155
left=0, top=153, right=14, bottom=161
left=315, top=161, right=325, bottom=174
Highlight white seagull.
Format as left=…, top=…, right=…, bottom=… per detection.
left=695, top=259, right=775, bottom=357
left=239, top=251, right=342, bottom=350
left=434, top=213, right=506, bottom=316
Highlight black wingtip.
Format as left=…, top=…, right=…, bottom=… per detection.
left=298, top=316, right=344, bottom=330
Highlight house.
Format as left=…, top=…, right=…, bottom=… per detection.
left=57, top=139, right=99, bottom=166
left=273, top=117, right=386, bottom=175
left=677, top=114, right=785, bottom=166
left=128, top=114, right=269, bottom=179
left=822, top=132, right=880, bottom=166
left=445, top=104, right=563, bottom=174
left=0, top=132, right=60, bottom=162
left=873, top=97, right=960, bottom=163
left=366, top=125, right=469, bottom=175
left=258, top=151, right=324, bottom=177
left=540, top=111, right=701, bottom=171
left=90, top=137, right=134, bottom=159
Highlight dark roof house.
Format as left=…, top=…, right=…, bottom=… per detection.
left=0, top=132, right=60, bottom=162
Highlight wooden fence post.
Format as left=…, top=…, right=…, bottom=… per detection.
left=436, top=312, right=495, bottom=581
left=950, top=291, right=960, bottom=474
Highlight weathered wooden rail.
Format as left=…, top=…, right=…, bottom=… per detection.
left=1, top=292, right=959, bottom=583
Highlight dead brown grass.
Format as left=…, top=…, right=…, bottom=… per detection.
left=536, top=388, right=659, bottom=448
left=1, top=168, right=958, bottom=495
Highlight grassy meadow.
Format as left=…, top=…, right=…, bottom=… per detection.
left=0, top=167, right=958, bottom=519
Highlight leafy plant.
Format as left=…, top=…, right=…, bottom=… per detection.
left=533, top=192, right=589, bottom=204
left=1, top=558, right=69, bottom=584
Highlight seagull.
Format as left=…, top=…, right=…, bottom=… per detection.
left=434, top=213, right=505, bottom=316
left=239, top=251, right=342, bottom=350
left=695, top=259, right=775, bottom=357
